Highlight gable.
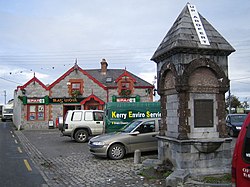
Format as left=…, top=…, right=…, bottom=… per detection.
left=48, top=65, right=107, bottom=90
left=21, top=77, right=48, bottom=90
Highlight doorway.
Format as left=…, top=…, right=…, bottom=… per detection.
left=63, top=105, right=81, bottom=117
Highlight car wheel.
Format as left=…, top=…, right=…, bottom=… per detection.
left=229, top=128, right=235, bottom=137
left=74, top=129, right=89, bottom=143
left=108, top=144, right=125, bottom=160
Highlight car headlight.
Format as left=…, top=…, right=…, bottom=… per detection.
left=92, top=141, right=105, bottom=146
left=236, top=127, right=241, bottom=130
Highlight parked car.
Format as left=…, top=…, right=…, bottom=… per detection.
left=226, top=114, right=247, bottom=137
left=232, top=113, right=250, bottom=186
left=88, top=118, right=161, bottom=160
left=60, top=110, right=104, bottom=143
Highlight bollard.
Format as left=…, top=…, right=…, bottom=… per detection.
left=134, top=149, right=141, bottom=164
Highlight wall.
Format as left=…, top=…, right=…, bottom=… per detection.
left=158, top=137, right=232, bottom=176
left=13, top=90, right=22, bottom=130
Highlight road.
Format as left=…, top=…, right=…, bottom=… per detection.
left=0, top=122, right=46, bottom=187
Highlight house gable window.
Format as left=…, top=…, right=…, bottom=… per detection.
left=121, top=81, right=130, bottom=90
left=115, top=72, right=136, bottom=96
left=68, top=79, right=84, bottom=97
left=119, top=79, right=132, bottom=96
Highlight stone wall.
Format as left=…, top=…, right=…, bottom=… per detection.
left=50, top=71, right=107, bottom=99
left=108, top=88, right=153, bottom=102
left=165, top=94, right=179, bottom=138
left=158, top=136, right=232, bottom=176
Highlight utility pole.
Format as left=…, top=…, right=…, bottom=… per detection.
left=228, top=86, right=231, bottom=114
left=3, top=90, right=6, bottom=105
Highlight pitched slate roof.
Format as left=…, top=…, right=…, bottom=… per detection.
left=151, top=4, right=235, bottom=62
left=47, top=64, right=153, bottom=90
left=85, top=69, right=153, bottom=88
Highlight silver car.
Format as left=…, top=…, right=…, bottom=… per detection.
left=88, top=118, right=161, bottom=160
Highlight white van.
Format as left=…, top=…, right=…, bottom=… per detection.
left=59, top=110, right=104, bottom=143
left=2, top=103, right=14, bottom=122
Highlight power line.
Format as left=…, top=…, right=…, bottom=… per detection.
left=0, top=76, right=22, bottom=84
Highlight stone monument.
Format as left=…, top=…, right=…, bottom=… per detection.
left=151, top=3, right=235, bottom=184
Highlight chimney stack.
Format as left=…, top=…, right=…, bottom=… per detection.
left=100, top=59, right=108, bottom=75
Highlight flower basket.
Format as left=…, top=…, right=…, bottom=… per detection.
left=120, top=89, right=131, bottom=96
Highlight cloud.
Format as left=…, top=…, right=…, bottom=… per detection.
left=0, top=0, right=249, bottom=103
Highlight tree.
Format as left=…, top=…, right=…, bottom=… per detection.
left=226, top=94, right=241, bottom=113
left=242, top=99, right=249, bottom=109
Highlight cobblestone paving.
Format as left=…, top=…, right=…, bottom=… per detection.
left=15, top=130, right=166, bottom=187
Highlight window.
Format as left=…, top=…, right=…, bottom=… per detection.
left=94, top=112, right=104, bottom=121
left=121, top=82, right=130, bottom=90
left=106, top=77, right=112, bottom=83
left=71, top=111, right=82, bottom=121
left=230, top=115, right=247, bottom=123
left=68, top=79, right=83, bottom=96
left=119, top=81, right=132, bottom=96
left=135, top=120, right=155, bottom=133
left=194, top=99, right=213, bottom=128
left=72, top=83, right=81, bottom=90
left=116, top=75, right=135, bottom=96
left=85, top=111, right=93, bottom=121
left=28, top=105, right=45, bottom=121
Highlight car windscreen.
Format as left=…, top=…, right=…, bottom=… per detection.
left=4, top=109, right=13, bottom=113
left=231, top=115, right=247, bottom=123
left=120, top=120, right=142, bottom=133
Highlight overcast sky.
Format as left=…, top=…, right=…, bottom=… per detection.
left=0, top=0, right=249, bottom=104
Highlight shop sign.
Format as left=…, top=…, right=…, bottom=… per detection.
left=27, top=98, right=45, bottom=104
left=112, top=95, right=140, bottom=102
left=117, top=98, right=136, bottom=102
left=49, top=97, right=84, bottom=104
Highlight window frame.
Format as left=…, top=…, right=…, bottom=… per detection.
left=27, top=105, right=45, bottom=121
left=121, top=81, right=130, bottom=90
left=68, top=79, right=84, bottom=96
left=135, top=120, right=155, bottom=134
left=117, top=77, right=134, bottom=96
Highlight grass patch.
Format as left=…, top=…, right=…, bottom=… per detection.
left=202, top=174, right=231, bottom=184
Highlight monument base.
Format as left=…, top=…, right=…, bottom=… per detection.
left=157, top=136, right=232, bottom=177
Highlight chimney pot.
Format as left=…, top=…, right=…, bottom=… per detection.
left=101, top=59, right=108, bottom=75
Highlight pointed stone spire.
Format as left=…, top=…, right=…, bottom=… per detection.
left=151, top=3, right=235, bottom=63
